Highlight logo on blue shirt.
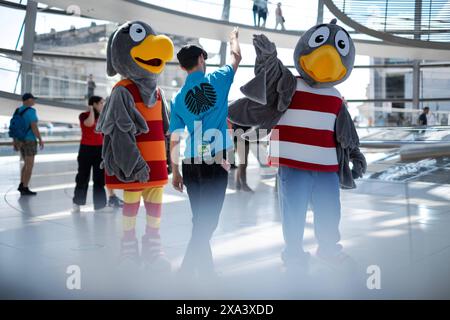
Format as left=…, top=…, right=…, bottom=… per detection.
left=184, top=83, right=217, bottom=115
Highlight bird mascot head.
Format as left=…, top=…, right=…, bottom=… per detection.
left=294, top=19, right=355, bottom=88
left=107, top=21, right=174, bottom=78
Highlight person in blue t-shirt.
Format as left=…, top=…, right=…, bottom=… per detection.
left=12, top=93, right=44, bottom=196
left=169, top=27, right=241, bottom=280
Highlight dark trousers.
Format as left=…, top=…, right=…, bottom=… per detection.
left=73, top=144, right=106, bottom=210
left=181, top=161, right=228, bottom=274
left=258, top=9, right=267, bottom=27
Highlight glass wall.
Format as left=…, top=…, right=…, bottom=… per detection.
left=1, top=0, right=450, bottom=128
left=0, top=4, right=25, bottom=50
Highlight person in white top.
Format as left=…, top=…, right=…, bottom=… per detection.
left=275, top=2, right=286, bottom=30
left=427, top=110, right=437, bottom=126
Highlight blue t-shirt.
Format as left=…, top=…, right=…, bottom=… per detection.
left=17, top=105, right=38, bottom=141
left=169, top=65, right=234, bottom=159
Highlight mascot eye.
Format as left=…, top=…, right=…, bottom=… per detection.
left=130, top=23, right=146, bottom=42
left=308, top=26, right=330, bottom=48
left=335, top=30, right=350, bottom=56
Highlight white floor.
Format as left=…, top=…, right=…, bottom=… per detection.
left=1, top=149, right=450, bottom=299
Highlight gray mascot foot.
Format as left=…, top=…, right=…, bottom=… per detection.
left=118, top=238, right=141, bottom=270
left=141, top=236, right=172, bottom=273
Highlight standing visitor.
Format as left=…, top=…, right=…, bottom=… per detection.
left=170, top=28, right=241, bottom=280
left=232, top=124, right=254, bottom=192
left=275, top=2, right=286, bottom=30
left=252, top=0, right=261, bottom=27
left=72, top=96, right=112, bottom=213
left=418, top=106, right=429, bottom=126
left=10, top=93, right=44, bottom=196
left=258, top=0, right=268, bottom=28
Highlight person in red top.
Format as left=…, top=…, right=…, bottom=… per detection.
left=73, top=96, right=119, bottom=212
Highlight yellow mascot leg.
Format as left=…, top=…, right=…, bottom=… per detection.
left=141, top=187, right=170, bottom=271
left=120, top=190, right=142, bottom=264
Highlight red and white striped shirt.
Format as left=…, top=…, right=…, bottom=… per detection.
left=269, top=78, right=342, bottom=172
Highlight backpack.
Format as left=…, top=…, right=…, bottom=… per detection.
left=8, top=107, right=32, bottom=141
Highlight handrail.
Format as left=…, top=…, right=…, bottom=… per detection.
left=358, top=125, right=450, bottom=130
left=1, top=139, right=447, bottom=149
left=2, top=48, right=450, bottom=104
left=0, top=139, right=81, bottom=146
left=0, top=90, right=85, bottom=110
left=4, top=47, right=450, bottom=69
left=360, top=141, right=450, bottom=149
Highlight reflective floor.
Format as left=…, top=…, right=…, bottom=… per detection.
left=1, top=145, right=450, bottom=299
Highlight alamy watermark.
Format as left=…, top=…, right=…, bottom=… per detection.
left=66, top=265, right=81, bottom=290
left=366, top=265, right=381, bottom=290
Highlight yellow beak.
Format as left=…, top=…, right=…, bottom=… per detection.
left=300, top=45, right=347, bottom=83
left=130, top=35, right=174, bottom=74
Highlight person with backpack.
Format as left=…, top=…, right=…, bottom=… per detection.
left=10, top=93, right=44, bottom=196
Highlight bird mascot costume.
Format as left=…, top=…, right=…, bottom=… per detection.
left=96, top=21, right=174, bottom=270
left=228, top=19, right=367, bottom=269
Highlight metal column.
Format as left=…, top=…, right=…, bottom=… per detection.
left=413, top=0, right=422, bottom=110
left=414, top=0, right=422, bottom=40
left=21, top=0, right=38, bottom=94
left=219, top=0, right=231, bottom=66
left=412, top=60, right=421, bottom=110
left=317, top=0, right=324, bottom=25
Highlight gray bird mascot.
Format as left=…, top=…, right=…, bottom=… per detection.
left=228, top=19, right=367, bottom=269
left=96, top=21, right=174, bottom=271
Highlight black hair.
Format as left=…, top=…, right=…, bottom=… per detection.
left=88, top=96, right=103, bottom=118
left=88, top=96, right=103, bottom=106
left=423, top=106, right=430, bottom=111
left=177, top=45, right=207, bottom=70
left=180, top=57, right=200, bottom=70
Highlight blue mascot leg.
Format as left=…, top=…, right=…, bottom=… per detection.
left=278, top=166, right=313, bottom=267
left=311, top=172, right=342, bottom=257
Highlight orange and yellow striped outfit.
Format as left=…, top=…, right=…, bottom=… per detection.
left=107, top=79, right=168, bottom=260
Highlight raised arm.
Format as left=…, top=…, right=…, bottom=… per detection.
left=230, top=27, right=242, bottom=73
left=83, top=106, right=96, bottom=127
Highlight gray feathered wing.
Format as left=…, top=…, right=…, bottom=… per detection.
left=228, top=34, right=297, bottom=141
left=96, top=86, right=150, bottom=183
left=335, top=102, right=367, bottom=189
